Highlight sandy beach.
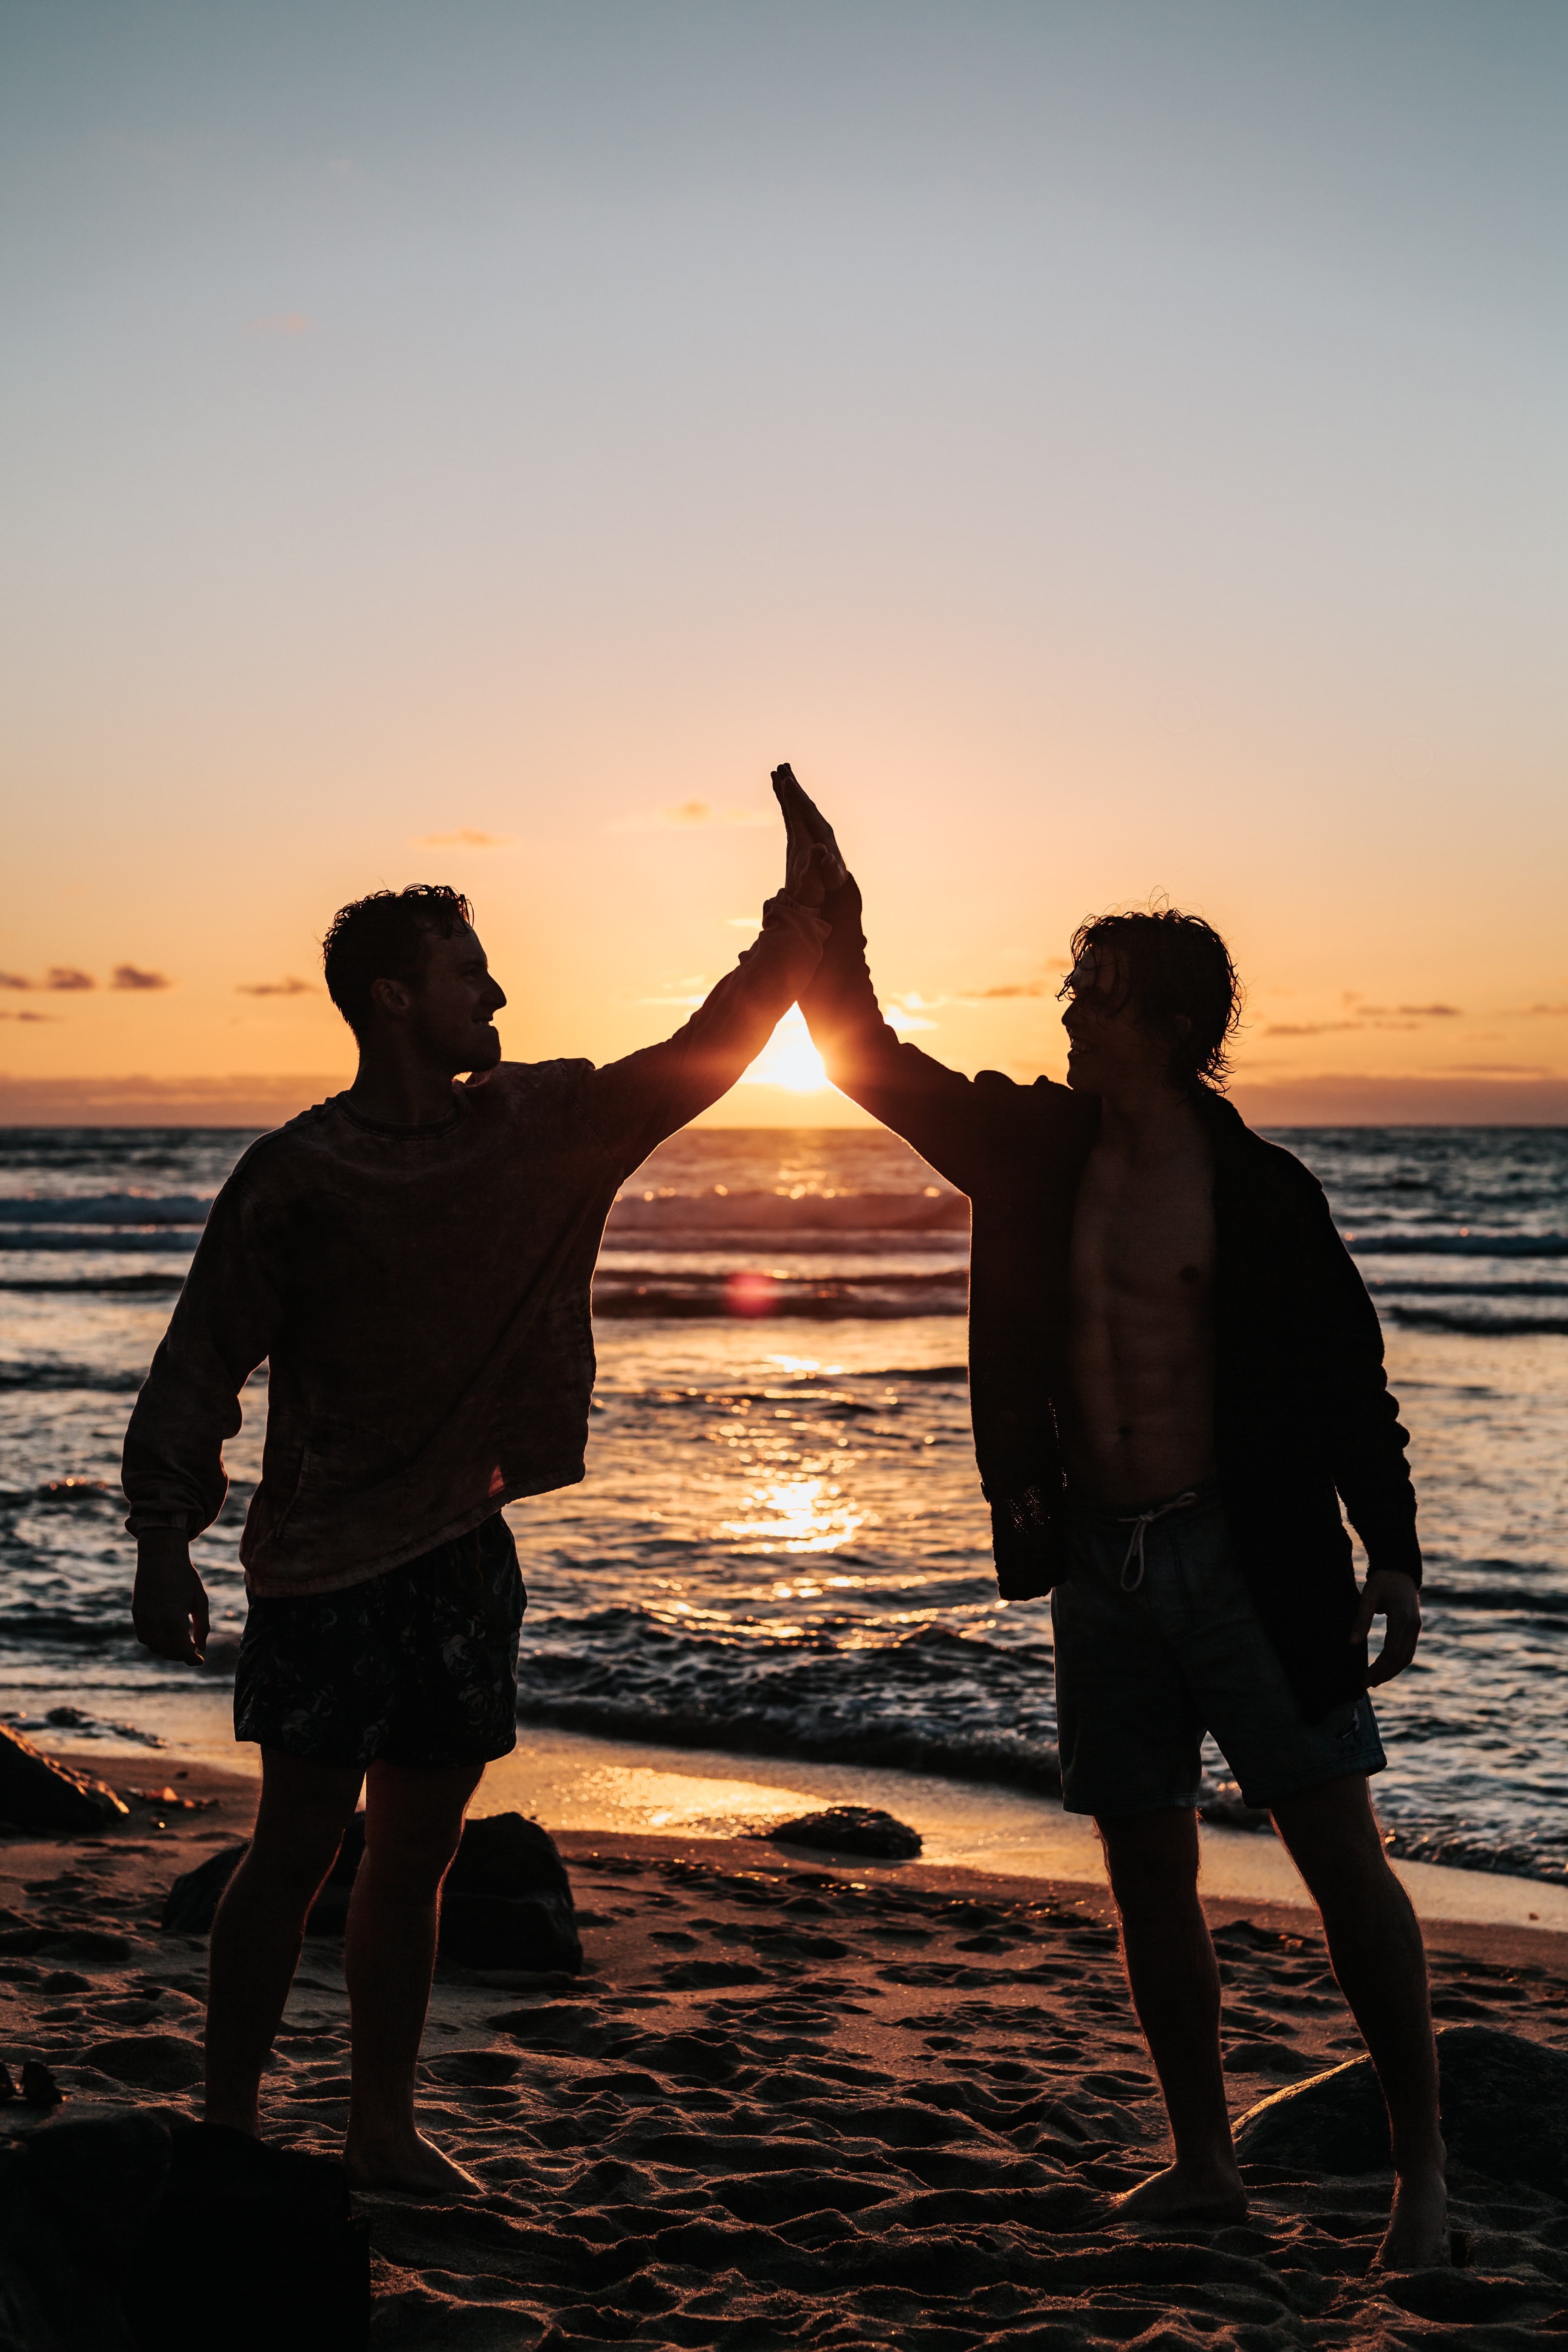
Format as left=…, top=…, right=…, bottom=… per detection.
left=3, top=1739, right=1568, bottom=2348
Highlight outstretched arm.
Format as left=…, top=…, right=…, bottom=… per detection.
left=583, top=795, right=838, bottom=1169
left=774, top=764, right=992, bottom=1193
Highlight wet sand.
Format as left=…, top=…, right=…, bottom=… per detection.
left=3, top=1750, right=1568, bottom=2347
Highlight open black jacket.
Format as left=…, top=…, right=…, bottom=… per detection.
left=799, top=880, right=1421, bottom=1722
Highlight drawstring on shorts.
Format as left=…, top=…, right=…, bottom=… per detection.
left=1116, top=1491, right=1199, bottom=1591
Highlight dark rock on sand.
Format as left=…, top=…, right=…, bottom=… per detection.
left=765, top=1805, right=924, bottom=1859
left=122, top=2122, right=370, bottom=2352
left=0, top=2108, right=171, bottom=2350
left=0, top=1724, right=129, bottom=1833
left=1235, top=2023, right=1568, bottom=2197
left=19, top=2061, right=62, bottom=2108
left=1199, top=1779, right=1273, bottom=1831
left=163, top=1810, right=582, bottom=1972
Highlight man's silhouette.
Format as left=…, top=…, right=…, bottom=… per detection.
left=775, top=765, right=1444, bottom=2270
left=127, top=814, right=836, bottom=2192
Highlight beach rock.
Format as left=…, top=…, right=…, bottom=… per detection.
left=0, top=2108, right=172, bottom=2350
left=161, top=1843, right=245, bottom=1934
left=1234, top=2023, right=1568, bottom=2197
left=122, top=2122, right=371, bottom=2352
left=1199, top=1780, right=1273, bottom=1831
left=163, top=1810, right=582, bottom=1972
left=0, top=1723, right=130, bottom=1832
left=765, top=1805, right=923, bottom=1860
left=19, top=2061, right=62, bottom=2107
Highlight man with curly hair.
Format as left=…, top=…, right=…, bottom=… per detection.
left=127, top=813, right=838, bottom=2193
left=774, top=764, right=1444, bottom=2270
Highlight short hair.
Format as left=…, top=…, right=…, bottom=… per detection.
left=321, top=885, right=474, bottom=1041
left=1063, top=906, right=1242, bottom=1093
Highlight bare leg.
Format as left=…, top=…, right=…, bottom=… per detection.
left=205, top=1749, right=364, bottom=2134
left=1271, top=1774, right=1446, bottom=2269
left=1096, top=1807, right=1248, bottom=2222
left=342, top=1756, right=485, bottom=2194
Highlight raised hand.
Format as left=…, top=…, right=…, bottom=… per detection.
left=772, top=764, right=848, bottom=907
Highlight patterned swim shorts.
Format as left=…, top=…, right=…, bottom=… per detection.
left=234, top=1513, right=526, bottom=1770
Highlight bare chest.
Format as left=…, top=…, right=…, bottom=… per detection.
left=1069, top=1143, right=1217, bottom=1318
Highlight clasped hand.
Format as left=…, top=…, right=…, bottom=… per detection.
left=774, top=763, right=848, bottom=909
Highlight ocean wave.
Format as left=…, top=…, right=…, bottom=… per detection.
left=1385, top=1306, right=1568, bottom=1337
left=0, top=1230, right=199, bottom=1254
left=1421, top=1585, right=1568, bottom=1618
left=593, top=1270, right=966, bottom=1320
left=1367, top=1277, right=1568, bottom=1298
left=0, top=1194, right=211, bottom=1225
left=0, top=1272, right=186, bottom=1295
left=607, top=1189, right=966, bottom=1237
left=517, top=1606, right=1062, bottom=1792
left=1345, top=1230, right=1568, bottom=1256
left=1379, top=1823, right=1568, bottom=1883
left=0, top=1363, right=145, bottom=1393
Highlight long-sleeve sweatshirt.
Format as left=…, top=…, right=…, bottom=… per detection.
left=122, top=893, right=828, bottom=1598
left=798, top=877, right=1421, bottom=1723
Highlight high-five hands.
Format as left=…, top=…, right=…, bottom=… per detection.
left=773, top=763, right=848, bottom=910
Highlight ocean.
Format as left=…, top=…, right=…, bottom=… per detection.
left=1, top=1119, right=1564, bottom=1883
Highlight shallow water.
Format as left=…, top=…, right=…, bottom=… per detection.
left=1, top=1120, right=1564, bottom=1881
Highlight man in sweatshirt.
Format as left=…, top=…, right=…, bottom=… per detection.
left=127, top=814, right=835, bottom=2193
left=774, top=764, right=1444, bottom=2271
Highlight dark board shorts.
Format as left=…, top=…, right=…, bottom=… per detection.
left=1051, top=1483, right=1384, bottom=1817
left=234, top=1512, right=525, bottom=1771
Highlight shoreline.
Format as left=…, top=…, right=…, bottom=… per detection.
left=28, top=1705, right=1568, bottom=1937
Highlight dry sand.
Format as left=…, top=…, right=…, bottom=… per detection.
left=4, top=1750, right=1568, bottom=2349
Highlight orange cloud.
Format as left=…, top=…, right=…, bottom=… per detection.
left=608, top=800, right=772, bottom=834
left=110, top=964, right=172, bottom=991
left=411, top=829, right=515, bottom=849
left=236, top=976, right=317, bottom=997
left=46, top=967, right=95, bottom=992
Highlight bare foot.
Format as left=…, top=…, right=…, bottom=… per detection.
left=1371, top=2163, right=1448, bottom=2272
left=345, top=2129, right=480, bottom=2197
left=1111, top=2161, right=1249, bottom=2226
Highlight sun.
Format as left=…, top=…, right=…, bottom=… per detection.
left=739, top=1007, right=829, bottom=1093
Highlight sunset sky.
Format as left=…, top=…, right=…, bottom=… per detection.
left=3, top=1, right=1565, bottom=1125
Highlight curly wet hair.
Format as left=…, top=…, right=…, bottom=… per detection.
left=1062, top=906, right=1242, bottom=1094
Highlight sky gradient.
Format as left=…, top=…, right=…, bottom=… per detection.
left=3, top=1, right=1565, bottom=1125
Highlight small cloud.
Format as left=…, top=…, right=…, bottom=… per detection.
left=0, top=971, right=33, bottom=990
left=250, top=313, right=311, bottom=337
left=236, top=976, right=317, bottom=998
left=0, top=1008, right=56, bottom=1022
left=725, top=916, right=761, bottom=930
left=411, top=829, right=515, bottom=850
left=1264, top=1021, right=1365, bottom=1037
left=110, top=964, right=172, bottom=991
left=46, top=966, right=95, bottom=992
left=961, top=981, right=1051, bottom=1000
left=1357, top=1003, right=1462, bottom=1020
left=608, top=800, right=772, bottom=834
left=1525, top=1003, right=1568, bottom=1016
left=639, top=973, right=709, bottom=1007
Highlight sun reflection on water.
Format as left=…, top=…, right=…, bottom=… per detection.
left=720, top=1474, right=865, bottom=1554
